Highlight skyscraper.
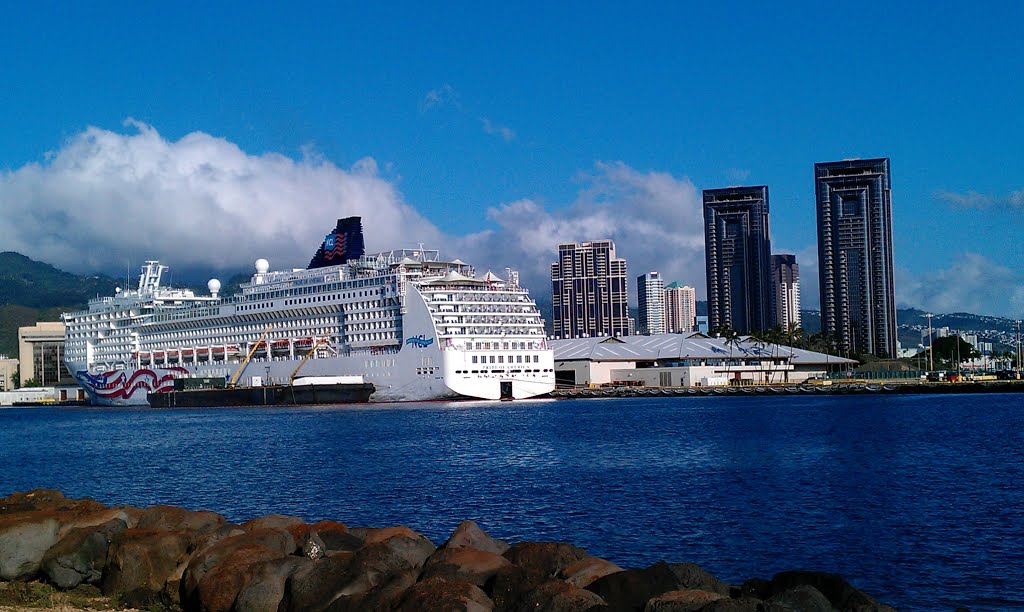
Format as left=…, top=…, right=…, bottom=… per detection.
left=703, top=186, right=773, bottom=334
left=771, top=254, right=801, bottom=332
left=636, top=272, right=665, bottom=335
left=550, top=240, right=629, bottom=338
left=664, top=283, right=696, bottom=333
left=815, top=158, right=897, bottom=357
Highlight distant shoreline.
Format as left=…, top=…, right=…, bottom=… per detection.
left=549, top=379, right=1024, bottom=399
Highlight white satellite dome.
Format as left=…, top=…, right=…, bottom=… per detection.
left=255, top=259, right=270, bottom=274
left=207, top=278, right=222, bottom=296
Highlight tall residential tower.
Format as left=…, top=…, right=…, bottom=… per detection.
left=664, top=283, right=696, bottom=333
left=637, top=272, right=666, bottom=335
left=551, top=240, right=630, bottom=338
left=703, top=186, right=773, bottom=334
left=815, top=158, right=897, bottom=357
left=771, top=254, right=801, bottom=332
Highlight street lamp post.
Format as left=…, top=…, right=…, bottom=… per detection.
left=1016, top=320, right=1022, bottom=371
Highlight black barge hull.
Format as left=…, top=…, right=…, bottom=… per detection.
left=147, top=382, right=375, bottom=408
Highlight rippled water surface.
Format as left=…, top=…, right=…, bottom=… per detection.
left=3, top=394, right=1023, bottom=610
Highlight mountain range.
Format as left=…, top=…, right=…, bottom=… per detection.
left=0, top=252, right=1019, bottom=360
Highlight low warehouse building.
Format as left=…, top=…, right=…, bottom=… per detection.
left=551, top=333, right=856, bottom=388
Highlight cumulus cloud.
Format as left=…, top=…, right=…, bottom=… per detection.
left=0, top=120, right=442, bottom=276
left=480, top=117, right=516, bottom=142
left=454, top=162, right=707, bottom=303
left=896, top=253, right=1024, bottom=317
left=0, top=123, right=712, bottom=307
left=419, top=84, right=460, bottom=113
left=936, top=189, right=1024, bottom=211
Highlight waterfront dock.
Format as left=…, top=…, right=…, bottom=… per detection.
left=549, top=379, right=1024, bottom=399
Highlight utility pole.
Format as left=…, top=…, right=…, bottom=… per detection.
left=926, top=313, right=935, bottom=372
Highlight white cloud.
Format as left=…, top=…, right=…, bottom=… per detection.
left=896, top=253, right=1024, bottom=317
left=0, top=125, right=709, bottom=307
left=419, top=84, right=460, bottom=113
left=454, top=162, right=707, bottom=303
left=936, top=189, right=1024, bottom=211
left=480, top=117, right=516, bottom=142
left=0, top=120, right=442, bottom=275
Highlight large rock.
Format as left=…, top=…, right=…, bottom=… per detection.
left=0, top=512, right=62, bottom=580
left=396, top=576, right=494, bottom=612
left=643, top=588, right=727, bottom=612
left=195, top=541, right=295, bottom=612
left=101, top=528, right=195, bottom=608
left=488, top=564, right=547, bottom=611
left=136, top=505, right=226, bottom=533
left=40, top=518, right=127, bottom=589
left=422, top=546, right=512, bottom=586
left=289, top=521, right=362, bottom=554
left=700, top=597, right=767, bottom=611
left=180, top=528, right=295, bottom=609
left=515, top=579, right=607, bottom=612
left=280, top=552, right=357, bottom=612
left=557, top=556, right=624, bottom=588
left=233, top=556, right=310, bottom=612
left=503, top=542, right=590, bottom=577
left=0, top=490, right=107, bottom=516
left=243, top=514, right=307, bottom=532
left=443, top=520, right=510, bottom=555
left=323, top=568, right=419, bottom=612
left=585, top=561, right=683, bottom=611
left=765, top=584, right=833, bottom=611
left=666, top=563, right=732, bottom=596
left=767, top=571, right=895, bottom=611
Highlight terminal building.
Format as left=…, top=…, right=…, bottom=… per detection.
left=551, top=333, right=855, bottom=388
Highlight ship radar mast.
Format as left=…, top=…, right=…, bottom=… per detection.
left=138, top=261, right=168, bottom=294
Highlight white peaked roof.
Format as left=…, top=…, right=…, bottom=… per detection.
left=450, top=258, right=466, bottom=265
left=399, top=257, right=421, bottom=266
left=550, top=333, right=857, bottom=366
left=483, top=271, right=503, bottom=282
left=422, top=270, right=485, bottom=284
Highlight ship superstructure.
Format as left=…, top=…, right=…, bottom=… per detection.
left=62, top=217, right=555, bottom=405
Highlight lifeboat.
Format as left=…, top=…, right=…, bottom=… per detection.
left=196, top=347, right=210, bottom=361
left=153, top=351, right=166, bottom=360
left=271, top=340, right=291, bottom=355
left=181, top=348, right=194, bottom=359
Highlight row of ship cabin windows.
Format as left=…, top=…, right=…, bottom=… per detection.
left=472, top=355, right=541, bottom=364
left=455, top=369, right=552, bottom=374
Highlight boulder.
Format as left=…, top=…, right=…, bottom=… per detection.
left=765, top=584, right=832, bottom=611
left=515, top=579, right=607, bottom=612
left=557, top=556, right=624, bottom=588
left=422, top=546, right=513, bottom=586
left=280, top=552, right=357, bottom=612
left=396, top=576, right=494, bottom=612
left=136, top=505, right=226, bottom=533
left=585, top=561, right=683, bottom=612
left=443, top=520, right=510, bottom=555
left=643, top=589, right=727, bottom=612
left=101, top=528, right=194, bottom=608
left=242, top=514, right=307, bottom=532
left=40, top=518, right=127, bottom=588
left=700, top=597, right=769, bottom=611
left=59, top=506, right=141, bottom=536
left=195, top=541, right=295, bottom=612
left=0, top=490, right=107, bottom=516
left=0, top=513, right=62, bottom=580
left=180, top=528, right=295, bottom=609
left=234, top=556, right=310, bottom=612
left=323, top=568, right=419, bottom=612
left=666, top=563, right=732, bottom=596
left=503, top=542, right=590, bottom=577
left=767, top=571, right=894, bottom=611
left=487, top=564, right=547, bottom=611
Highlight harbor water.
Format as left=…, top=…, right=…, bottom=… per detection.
left=2, top=394, right=1022, bottom=610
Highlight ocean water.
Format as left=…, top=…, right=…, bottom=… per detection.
left=2, top=394, right=1022, bottom=610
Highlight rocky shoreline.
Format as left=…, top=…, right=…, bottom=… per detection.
left=0, top=490, right=895, bottom=611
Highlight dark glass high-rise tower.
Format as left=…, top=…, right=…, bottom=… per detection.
left=550, top=240, right=629, bottom=338
left=815, top=158, right=897, bottom=357
left=703, top=186, right=773, bottom=334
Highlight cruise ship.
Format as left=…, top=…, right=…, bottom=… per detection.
left=62, top=217, right=555, bottom=405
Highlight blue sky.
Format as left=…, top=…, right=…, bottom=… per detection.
left=1, top=2, right=1022, bottom=316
